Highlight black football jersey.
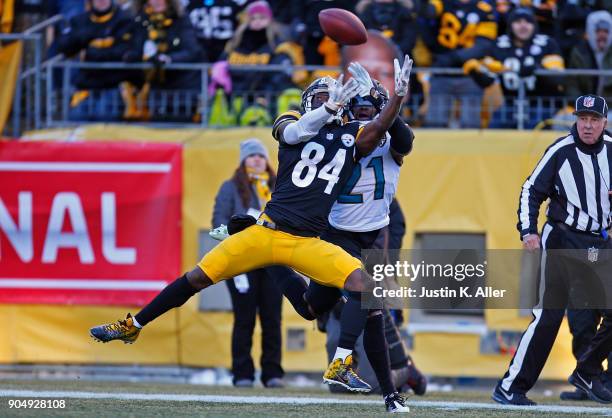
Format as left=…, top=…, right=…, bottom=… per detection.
left=430, top=0, right=498, bottom=52
left=491, top=33, right=563, bottom=96
left=185, top=0, right=252, bottom=61
left=265, top=113, right=363, bottom=235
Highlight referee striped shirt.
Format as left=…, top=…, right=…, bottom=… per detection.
left=518, top=126, right=612, bottom=237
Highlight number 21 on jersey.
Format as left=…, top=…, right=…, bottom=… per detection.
left=338, top=157, right=385, bottom=204
left=291, top=142, right=346, bottom=194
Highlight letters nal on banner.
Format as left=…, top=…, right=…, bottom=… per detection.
left=0, top=141, right=182, bottom=305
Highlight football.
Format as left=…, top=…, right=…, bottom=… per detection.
left=318, top=8, right=368, bottom=46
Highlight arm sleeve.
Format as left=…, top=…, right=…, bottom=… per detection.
left=536, top=38, right=565, bottom=94
left=517, top=146, right=557, bottom=238
left=388, top=199, right=406, bottom=250
left=85, top=16, right=134, bottom=62
left=212, top=181, right=235, bottom=227
left=454, top=36, right=495, bottom=63
left=273, top=105, right=333, bottom=144
left=388, top=117, right=415, bottom=155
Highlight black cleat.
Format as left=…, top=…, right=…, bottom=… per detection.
left=569, top=370, right=612, bottom=404
left=492, top=385, right=536, bottom=406
left=560, top=388, right=588, bottom=401
left=385, top=392, right=410, bottom=413
left=323, top=354, right=372, bottom=393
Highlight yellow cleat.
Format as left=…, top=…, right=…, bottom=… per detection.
left=323, top=354, right=372, bottom=393
left=90, top=313, right=141, bottom=344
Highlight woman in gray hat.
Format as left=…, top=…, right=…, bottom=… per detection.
left=212, top=138, right=284, bottom=388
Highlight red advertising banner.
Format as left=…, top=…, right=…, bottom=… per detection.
left=0, top=141, right=182, bottom=305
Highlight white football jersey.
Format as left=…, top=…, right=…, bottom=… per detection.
left=328, top=132, right=401, bottom=232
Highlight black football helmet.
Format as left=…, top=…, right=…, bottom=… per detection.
left=301, top=77, right=332, bottom=113
left=347, top=79, right=389, bottom=121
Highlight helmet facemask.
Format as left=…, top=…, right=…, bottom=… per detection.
left=347, top=79, right=389, bottom=121
left=301, top=77, right=344, bottom=123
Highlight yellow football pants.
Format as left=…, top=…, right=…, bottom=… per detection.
left=197, top=223, right=362, bottom=289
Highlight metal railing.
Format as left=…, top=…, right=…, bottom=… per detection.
left=0, top=15, right=64, bottom=137
left=39, top=62, right=612, bottom=132
left=41, top=61, right=340, bottom=128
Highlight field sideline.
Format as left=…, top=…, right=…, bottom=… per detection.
left=1, top=379, right=611, bottom=417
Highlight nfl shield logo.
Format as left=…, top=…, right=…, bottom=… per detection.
left=587, top=246, right=599, bottom=262
left=584, top=97, right=595, bottom=108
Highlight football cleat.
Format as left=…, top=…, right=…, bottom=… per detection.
left=569, top=370, right=612, bottom=404
left=323, top=354, right=372, bottom=393
left=385, top=392, right=410, bottom=413
left=492, top=385, right=536, bottom=405
left=209, top=224, right=229, bottom=241
left=90, top=313, right=141, bottom=344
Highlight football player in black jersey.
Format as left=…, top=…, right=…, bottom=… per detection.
left=89, top=55, right=414, bottom=391
left=272, top=74, right=421, bottom=412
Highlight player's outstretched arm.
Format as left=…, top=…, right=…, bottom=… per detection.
left=356, top=55, right=413, bottom=157
left=388, top=117, right=415, bottom=165
left=276, top=75, right=360, bottom=144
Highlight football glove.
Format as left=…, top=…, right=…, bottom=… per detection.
left=394, top=54, right=413, bottom=97
left=348, top=62, right=375, bottom=97
left=326, top=74, right=361, bottom=111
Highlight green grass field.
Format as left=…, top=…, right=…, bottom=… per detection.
left=0, top=379, right=610, bottom=417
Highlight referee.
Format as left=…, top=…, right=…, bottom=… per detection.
left=493, top=95, right=612, bottom=405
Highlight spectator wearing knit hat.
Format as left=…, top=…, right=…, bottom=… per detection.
left=211, top=138, right=286, bottom=388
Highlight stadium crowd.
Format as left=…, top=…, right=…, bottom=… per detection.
left=6, top=0, right=612, bottom=126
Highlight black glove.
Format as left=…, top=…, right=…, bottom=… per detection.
left=518, top=62, right=536, bottom=78
left=227, top=214, right=257, bottom=235
left=468, top=68, right=496, bottom=88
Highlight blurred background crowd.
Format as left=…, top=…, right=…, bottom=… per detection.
left=2, top=0, right=611, bottom=128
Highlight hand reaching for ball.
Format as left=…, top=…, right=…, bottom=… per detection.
left=394, top=54, right=413, bottom=97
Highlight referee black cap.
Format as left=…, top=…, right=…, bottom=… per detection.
left=574, top=95, right=608, bottom=118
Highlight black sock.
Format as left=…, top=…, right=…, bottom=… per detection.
left=337, top=292, right=368, bottom=350
left=383, top=311, right=409, bottom=369
left=364, top=313, right=395, bottom=397
left=135, top=274, right=198, bottom=327
left=266, top=266, right=314, bottom=320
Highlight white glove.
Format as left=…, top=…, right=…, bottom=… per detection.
left=348, top=62, right=374, bottom=97
left=326, top=74, right=361, bottom=111
left=209, top=224, right=229, bottom=241
left=394, top=54, right=413, bottom=97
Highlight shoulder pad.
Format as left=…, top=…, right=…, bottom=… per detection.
left=272, top=111, right=301, bottom=141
